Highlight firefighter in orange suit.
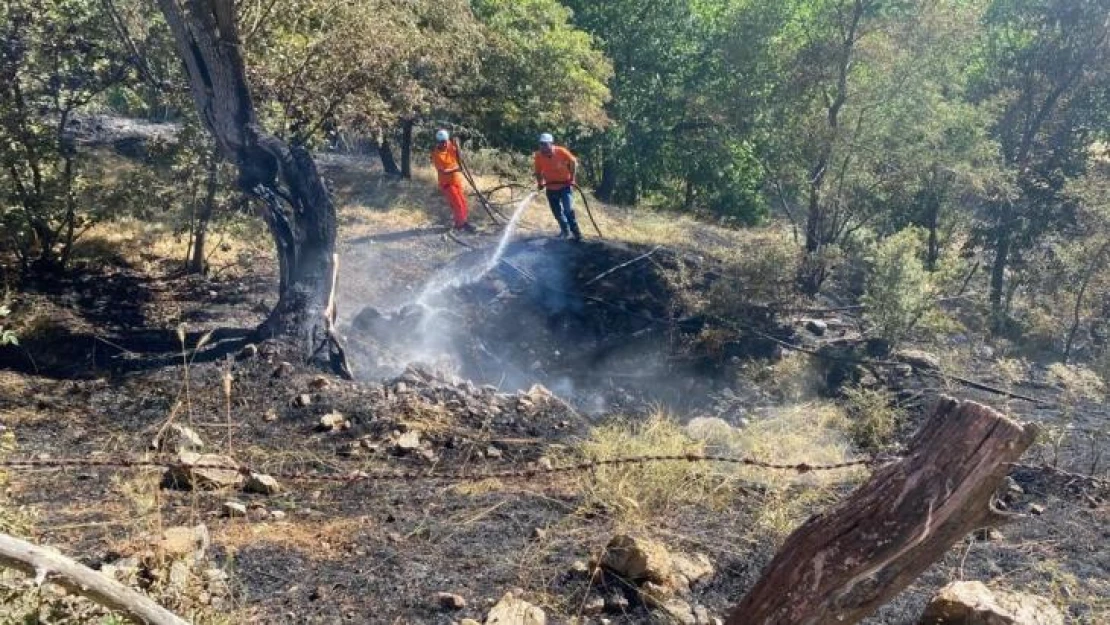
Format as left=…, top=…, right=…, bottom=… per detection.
left=431, top=129, right=474, bottom=232
left=533, top=133, right=581, bottom=240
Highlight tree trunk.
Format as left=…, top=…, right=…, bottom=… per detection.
left=156, top=0, right=349, bottom=376
left=989, top=215, right=1012, bottom=331
left=595, top=158, right=617, bottom=202
left=377, top=131, right=401, bottom=176
left=727, top=397, right=1037, bottom=625
left=188, top=148, right=219, bottom=275
left=1063, top=240, right=1110, bottom=363
left=400, top=118, right=414, bottom=179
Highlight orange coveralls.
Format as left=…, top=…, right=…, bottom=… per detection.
left=431, top=141, right=469, bottom=228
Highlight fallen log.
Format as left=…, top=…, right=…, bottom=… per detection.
left=727, top=396, right=1037, bottom=625
left=0, top=532, right=188, bottom=625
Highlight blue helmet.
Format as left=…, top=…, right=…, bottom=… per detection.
left=435, top=129, right=450, bottom=142
left=539, top=132, right=554, bottom=144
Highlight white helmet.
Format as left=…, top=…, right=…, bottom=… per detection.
left=539, top=132, right=554, bottom=144
left=435, top=129, right=450, bottom=142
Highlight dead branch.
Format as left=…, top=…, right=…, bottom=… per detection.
left=727, top=397, right=1038, bottom=625
left=0, top=532, right=188, bottom=625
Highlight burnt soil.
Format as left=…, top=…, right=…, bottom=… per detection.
left=347, top=237, right=789, bottom=414
left=2, top=177, right=1108, bottom=623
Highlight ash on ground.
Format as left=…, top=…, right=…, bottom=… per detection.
left=344, top=238, right=789, bottom=414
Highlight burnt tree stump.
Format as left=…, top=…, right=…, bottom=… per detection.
left=727, top=397, right=1038, bottom=625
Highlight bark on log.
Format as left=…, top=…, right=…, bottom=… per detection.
left=727, top=397, right=1038, bottom=625
left=0, top=532, right=188, bottom=625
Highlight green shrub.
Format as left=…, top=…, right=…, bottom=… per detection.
left=862, top=228, right=938, bottom=348
left=843, top=386, right=904, bottom=451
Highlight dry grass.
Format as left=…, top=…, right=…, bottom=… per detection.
left=72, top=216, right=272, bottom=278
left=216, top=516, right=367, bottom=559
left=574, top=403, right=865, bottom=537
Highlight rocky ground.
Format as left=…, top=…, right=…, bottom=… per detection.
left=0, top=153, right=1107, bottom=624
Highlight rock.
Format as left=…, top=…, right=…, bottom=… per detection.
left=236, top=343, right=258, bottom=360
left=262, top=409, right=279, bottom=423
left=581, top=594, right=605, bottom=615
left=270, top=510, right=287, bottom=521
left=671, top=552, right=714, bottom=589
left=658, top=598, right=697, bottom=625
left=292, top=393, right=313, bottom=408
left=601, top=535, right=674, bottom=585
left=486, top=592, right=546, bottom=625
left=164, top=452, right=244, bottom=490
left=394, top=430, right=422, bottom=453
left=486, top=445, right=503, bottom=459
left=894, top=349, right=942, bottom=371
left=223, top=501, right=247, bottom=518
left=435, top=592, right=467, bottom=610
left=684, top=417, right=734, bottom=444
left=461, top=620, right=481, bottom=625
left=318, top=412, right=348, bottom=431
left=168, top=559, right=191, bottom=593
left=605, top=592, right=630, bottom=613
left=537, top=457, right=554, bottom=471
left=244, top=472, right=282, bottom=495
left=1029, top=504, right=1045, bottom=515
left=157, top=524, right=209, bottom=563
left=919, top=581, right=1064, bottom=625
left=156, top=424, right=205, bottom=453
left=308, top=376, right=331, bottom=390
left=805, top=319, right=828, bottom=336
left=272, top=361, right=295, bottom=378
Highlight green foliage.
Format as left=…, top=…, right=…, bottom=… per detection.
left=842, top=386, right=905, bottom=451
left=0, top=0, right=134, bottom=270
left=462, top=0, right=612, bottom=149
left=242, top=0, right=482, bottom=144
left=861, top=228, right=939, bottom=347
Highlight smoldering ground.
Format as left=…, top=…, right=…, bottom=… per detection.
left=340, top=235, right=792, bottom=415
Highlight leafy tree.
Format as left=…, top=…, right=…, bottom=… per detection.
left=561, top=0, right=765, bottom=222
left=456, top=0, right=611, bottom=151
left=0, top=0, right=133, bottom=272
left=971, top=0, right=1110, bottom=327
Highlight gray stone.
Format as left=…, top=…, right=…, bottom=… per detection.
left=157, top=424, right=205, bottom=453
left=805, top=319, right=828, bottom=336
left=164, top=452, right=244, bottom=490
left=486, top=591, right=546, bottom=625
left=894, top=349, right=942, bottom=371
left=394, top=430, right=422, bottom=452
left=318, top=411, right=348, bottom=431
left=919, top=581, right=1063, bottom=625
left=244, top=472, right=282, bottom=495
left=223, top=500, right=248, bottom=518
left=434, top=591, right=467, bottom=610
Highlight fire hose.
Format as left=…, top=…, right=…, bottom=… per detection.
left=454, top=143, right=503, bottom=225
left=454, top=141, right=604, bottom=239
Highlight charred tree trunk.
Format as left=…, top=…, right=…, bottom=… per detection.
left=400, top=118, right=414, bottom=179
left=377, top=131, right=401, bottom=177
left=156, top=0, right=350, bottom=377
left=726, top=397, right=1037, bottom=625
left=188, top=148, right=219, bottom=275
